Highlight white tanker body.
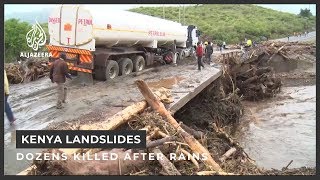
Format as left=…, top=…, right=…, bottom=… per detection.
left=47, top=4, right=201, bottom=81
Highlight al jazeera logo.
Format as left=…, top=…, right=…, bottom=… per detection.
left=20, top=20, right=52, bottom=58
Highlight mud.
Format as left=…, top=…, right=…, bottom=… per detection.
left=147, top=76, right=185, bottom=89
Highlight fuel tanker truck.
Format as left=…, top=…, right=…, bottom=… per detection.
left=47, top=5, right=201, bottom=81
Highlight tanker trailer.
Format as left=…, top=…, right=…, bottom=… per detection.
left=47, top=5, right=201, bottom=81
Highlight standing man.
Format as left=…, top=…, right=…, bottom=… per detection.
left=4, top=70, right=16, bottom=125
left=205, top=41, right=213, bottom=64
left=50, top=53, right=72, bottom=109
left=196, top=42, right=205, bottom=71
left=172, top=40, right=177, bottom=66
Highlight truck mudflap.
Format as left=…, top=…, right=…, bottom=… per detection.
left=46, top=45, right=93, bottom=73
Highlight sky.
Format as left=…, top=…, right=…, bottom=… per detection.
left=4, top=4, right=317, bottom=16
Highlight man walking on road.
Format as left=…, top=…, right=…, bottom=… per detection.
left=196, top=42, right=205, bottom=71
left=205, top=41, right=213, bottom=64
left=50, top=53, right=72, bottom=109
left=172, top=40, right=177, bottom=66
left=4, top=70, right=16, bottom=125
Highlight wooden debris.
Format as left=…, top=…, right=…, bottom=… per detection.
left=147, top=136, right=177, bottom=149
left=219, top=147, right=237, bottom=163
left=180, top=122, right=204, bottom=139
left=136, top=79, right=223, bottom=172
left=5, top=59, right=50, bottom=84
left=152, top=148, right=181, bottom=175
left=180, top=148, right=200, bottom=170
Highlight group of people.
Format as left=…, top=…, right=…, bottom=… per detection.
left=195, top=41, right=214, bottom=71
left=288, top=31, right=309, bottom=41
left=293, top=31, right=309, bottom=37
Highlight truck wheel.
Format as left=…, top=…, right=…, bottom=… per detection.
left=119, top=58, right=133, bottom=75
left=106, top=60, right=119, bottom=80
left=133, top=56, right=145, bottom=72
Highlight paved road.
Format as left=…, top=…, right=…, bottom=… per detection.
left=271, top=31, right=316, bottom=43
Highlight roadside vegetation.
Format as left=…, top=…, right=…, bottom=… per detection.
left=4, top=19, right=48, bottom=63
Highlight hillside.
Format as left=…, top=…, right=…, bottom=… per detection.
left=130, top=4, right=316, bottom=43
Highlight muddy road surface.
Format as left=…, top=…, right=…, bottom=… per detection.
left=4, top=57, right=221, bottom=175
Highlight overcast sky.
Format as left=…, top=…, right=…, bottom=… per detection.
left=4, top=4, right=317, bottom=16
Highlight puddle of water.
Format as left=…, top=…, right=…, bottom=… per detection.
left=147, top=76, right=185, bottom=89
left=236, top=85, right=316, bottom=170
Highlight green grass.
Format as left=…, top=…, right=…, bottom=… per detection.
left=130, top=4, right=316, bottom=44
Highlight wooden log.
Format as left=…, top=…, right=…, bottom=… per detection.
left=241, top=75, right=258, bottom=86
left=60, top=101, right=148, bottom=155
left=279, top=52, right=291, bottom=60
left=85, top=125, right=152, bottom=155
left=180, top=123, right=204, bottom=139
left=255, top=67, right=272, bottom=76
left=180, top=148, right=200, bottom=170
left=147, top=136, right=177, bottom=149
left=17, top=165, right=36, bottom=175
left=80, top=101, right=147, bottom=131
left=155, top=130, right=170, bottom=138
left=282, top=160, right=293, bottom=171
left=212, top=123, right=254, bottom=162
left=152, top=148, right=181, bottom=175
left=219, top=147, right=237, bottom=163
left=146, top=128, right=160, bottom=141
left=136, top=80, right=223, bottom=172
left=277, top=45, right=285, bottom=53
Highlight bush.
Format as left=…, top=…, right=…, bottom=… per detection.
left=4, top=19, right=32, bottom=62
left=5, top=19, right=49, bottom=63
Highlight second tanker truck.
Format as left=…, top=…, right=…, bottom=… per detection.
left=47, top=5, right=201, bottom=81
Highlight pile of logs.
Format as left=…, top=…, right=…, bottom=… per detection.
left=221, top=53, right=282, bottom=100
left=219, top=41, right=315, bottom=101
left=5, top=58, right=50, bottom=84
left=262, top=41, right=316, bottom=57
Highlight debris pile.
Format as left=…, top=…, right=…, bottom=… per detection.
left=24, top=79, right=315, bottom=176
left=27, top=80, right=257, bottom=175
left=219, top=41, right=315, bottom=100
left=5, top=58, right=50, bottom=84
